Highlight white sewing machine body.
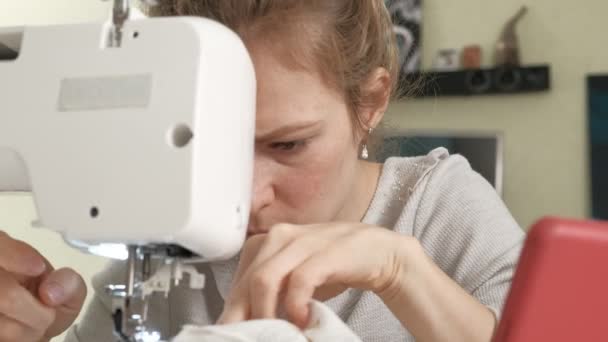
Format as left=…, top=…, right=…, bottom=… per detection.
left=0, top=16, right=256, bottom=261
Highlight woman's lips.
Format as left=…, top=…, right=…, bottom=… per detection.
left=246, top=226, right=267, bottom=238
left=247, top=228, right=265, bottom=238
left=247, top=219, right=276, bottom=237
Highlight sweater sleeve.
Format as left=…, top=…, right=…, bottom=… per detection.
left=411, top=155, right=524, bottom=319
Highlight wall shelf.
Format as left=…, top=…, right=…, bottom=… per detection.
left=399, top=65, right=551, bottom=98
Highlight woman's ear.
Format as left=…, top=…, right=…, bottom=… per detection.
left=358, top=67, right=392, bottom=131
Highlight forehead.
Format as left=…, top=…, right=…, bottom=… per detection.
left=247, top=41, right=346, bottom=128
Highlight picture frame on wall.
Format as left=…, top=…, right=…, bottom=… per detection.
left=385, top=0, right=422, bottom=74
left=587, top=75, right=608, bottom=220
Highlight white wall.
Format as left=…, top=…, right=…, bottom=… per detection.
left=0, top=0, right=110, bottom=26
left=386, top=0, right=608, bottom=229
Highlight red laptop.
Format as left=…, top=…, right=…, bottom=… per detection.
left=494, top=217, right=608, bottom=341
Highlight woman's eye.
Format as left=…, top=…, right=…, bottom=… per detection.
left=270, top=140, right=305, bottom=151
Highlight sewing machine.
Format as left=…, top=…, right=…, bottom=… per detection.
left=0, top=0, right=256, bottom=340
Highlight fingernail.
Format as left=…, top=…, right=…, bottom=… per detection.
left=45, top=282, right=66, bottom=304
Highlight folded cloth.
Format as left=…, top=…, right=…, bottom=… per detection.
left=171, top=301, right=362, bottom=342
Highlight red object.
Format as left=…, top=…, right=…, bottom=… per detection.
left=494, top=217, right=608, bottom=342
left=462, top=45, right=482, bottom=69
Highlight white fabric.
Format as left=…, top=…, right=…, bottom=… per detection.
left=171, top=301, right=361, bottom=342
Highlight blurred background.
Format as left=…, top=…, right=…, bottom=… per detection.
left=1, top=0, right=607, bottom=340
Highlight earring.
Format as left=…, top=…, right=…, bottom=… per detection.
left=361, top=127, right=373, bottom=160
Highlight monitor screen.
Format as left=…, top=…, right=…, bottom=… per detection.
left=374, top=132, right=503, bottom=196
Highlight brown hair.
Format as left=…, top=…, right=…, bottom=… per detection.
left=143, top=0, right=399, bottom=137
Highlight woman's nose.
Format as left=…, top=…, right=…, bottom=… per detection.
left=250, top=158, right=275, bottom=215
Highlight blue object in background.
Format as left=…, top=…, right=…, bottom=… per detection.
left=587, top=76, right=608, bottom=219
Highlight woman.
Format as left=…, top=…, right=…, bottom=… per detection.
left=0, top=1, right=523, bottom=341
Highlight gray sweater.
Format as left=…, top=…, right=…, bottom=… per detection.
left=65, top=148, right=524, bottom=341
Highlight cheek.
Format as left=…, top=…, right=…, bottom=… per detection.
left=279, top=168, right=324, bottom=205
left=275, top=134, right=358, bottom=218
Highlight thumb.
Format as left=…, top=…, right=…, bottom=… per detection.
left=38, top=268, right=87, bottom=337
left=38, top=267, right=87, bottom=309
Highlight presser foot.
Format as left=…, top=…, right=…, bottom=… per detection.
left=105, top=245, right=206, bottom=342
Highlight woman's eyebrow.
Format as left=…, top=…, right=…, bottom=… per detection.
left=255, top=121, right=323, bottom=142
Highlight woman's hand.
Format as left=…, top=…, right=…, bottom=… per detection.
left=217, top=222, right=413, bottom=328
left=0, top=231, right=87, bottom=342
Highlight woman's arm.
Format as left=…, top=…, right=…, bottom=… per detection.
left=378, top=237, right=497, bottom=342
left=382, top=154, right=523, bottom=342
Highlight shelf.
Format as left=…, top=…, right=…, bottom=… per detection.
left=399, top=65, right=551, bottom=98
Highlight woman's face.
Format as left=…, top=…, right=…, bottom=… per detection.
left=246, top=43, right=364, bottom=236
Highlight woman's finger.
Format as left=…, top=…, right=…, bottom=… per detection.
left=39, top=267, right=87, bottom=308
left=218, top=234, right=276, bottom=324
left=221, top=224, right=302, bottom=322
left=222, top=223, right=365, bottom=324
left=246, top=224, right=303, bottom=270
left=284, top=228, right=392, bottom=328
left=0, top=231, right=47, bottom=277
left=216, top=294, right=249, bottom=324
left=0, top=313, right=43, bottom=342
left=38, top=268, right=87, bottom=337
left=232, top=234, right=267, bottom=285
left=248, top=224, right=355, bottom=319
left=283, top=251, right=337, bottom=328
left=248, top=236, right=323, bottom=319
left=0, top=268, right=55, bottom=332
